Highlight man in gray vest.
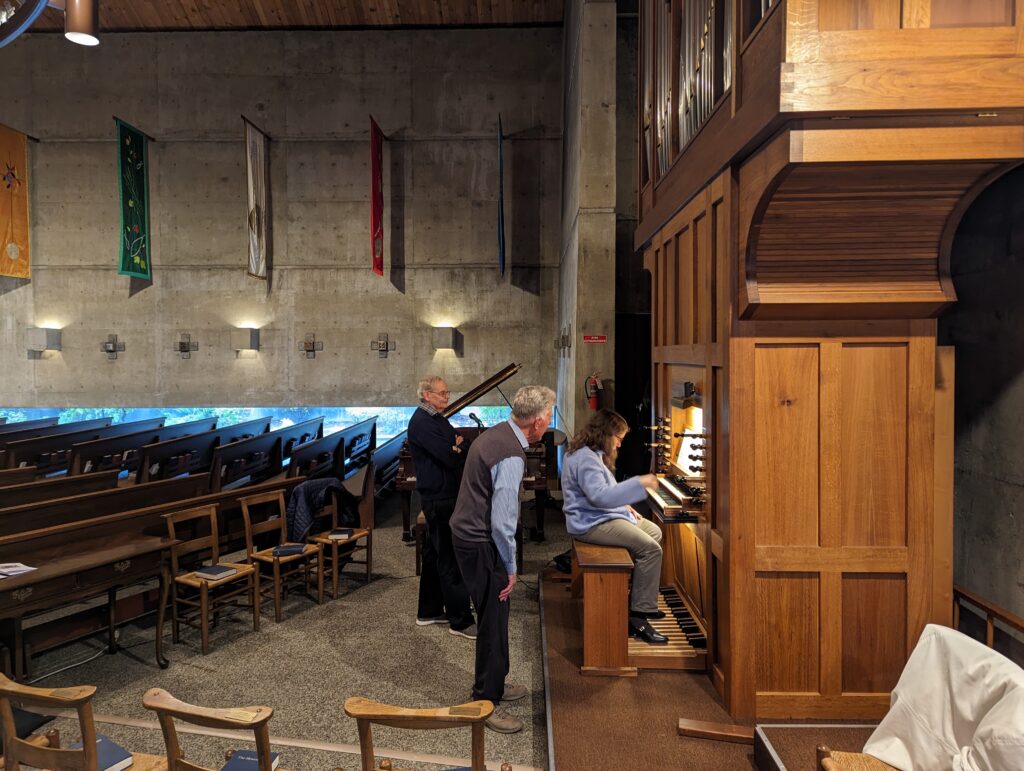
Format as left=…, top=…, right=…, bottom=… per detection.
left=451, top=384, right=556, bottom=734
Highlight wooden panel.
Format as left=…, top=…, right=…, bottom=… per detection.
left=842, top=573, right=907, bottom=693
left=34, top=0, right=565, bottom=28
left=930, top=0, right=1014, bottom=28
left=933, top=346, right=954, bottom=626
left=756, top=573, right=819, bottom=692
left=818, top=0, right=900, bottom=31
left=839, top=344, right=908, bottom=547
left=754, top=345, right=819, bottom=546
left=672, top=229, right=687, bottom=345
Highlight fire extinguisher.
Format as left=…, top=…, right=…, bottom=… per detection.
left=584, top=372, right=603, bottom=411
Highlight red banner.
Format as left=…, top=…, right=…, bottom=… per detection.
left=370, top=116, right=384, bottom=276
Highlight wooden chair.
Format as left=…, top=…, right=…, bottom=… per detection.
left=308, top=463, right=375, bottom=599
left=343, top=697, right=510, bottom=771
left=164, top=504, right=260, bottom=655
left=143, top=688, right=285, bottom=771
left=240, top=490, right=323, bottom=622
left=0, top=673, right=165, bottom=771
left=818, top=746, right=898, bottom=770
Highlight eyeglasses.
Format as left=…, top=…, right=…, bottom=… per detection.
left=431, top=390, right=451, bottom=397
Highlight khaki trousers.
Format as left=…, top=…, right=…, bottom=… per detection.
left=576, top=516, right=663, bottom=614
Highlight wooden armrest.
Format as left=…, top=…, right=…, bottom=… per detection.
left=0, top=673, right=95, bottom=707
left=143, top=688, right=273, bottom=729
left=343, top=697, right=494, bottom=729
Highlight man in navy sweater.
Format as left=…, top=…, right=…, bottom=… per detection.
left=408, top=375, right=477, bottom=638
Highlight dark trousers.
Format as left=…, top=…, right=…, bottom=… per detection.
left=453, top=536, right=510, bottom=703
left=417, top=498, right=474, bottom=630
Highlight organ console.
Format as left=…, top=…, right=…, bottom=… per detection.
left=393, top=363, right=552, bottom=543
left=644, top=385, right=707, bottom=525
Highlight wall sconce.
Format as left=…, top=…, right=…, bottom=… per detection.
left=26, top=327, right=61, bottom=359
left=432, top=326, right=457, bottom=350
left=63, top=0, right=99, bottom=46
left=101, top=334, right=125, bottom=360
left=231, top=328, right=260, bottom=355
left=176, top=333, right=199, bottom=359
left=298, top=334, right=324, bottom=359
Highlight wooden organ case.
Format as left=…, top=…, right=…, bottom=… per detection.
left=636, top=0, right=1023, bottom=720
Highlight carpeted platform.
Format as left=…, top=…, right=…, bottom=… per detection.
left=754, top=725, right=878, bottom=771
left=23, top=493, right=569, bottom=771
left=540, top=569, right=756, bottom=770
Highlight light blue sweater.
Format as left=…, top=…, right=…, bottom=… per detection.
left=561, top=446, right=648, bottom=536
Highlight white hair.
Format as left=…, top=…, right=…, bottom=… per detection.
left=511, top=385, right=556, bottom=422
left=417, top=375, right=445, bottom=401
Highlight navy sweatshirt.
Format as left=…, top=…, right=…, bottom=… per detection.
left=407, top=407, right=465, bottom=502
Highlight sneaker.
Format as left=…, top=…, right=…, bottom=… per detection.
left=415, top=615, right=449, bottom=626
left=501, top=683, right=528, bottom=702
left=449, top=623, right=478, bottom=640
left=485, top=707, right=524, bottom=734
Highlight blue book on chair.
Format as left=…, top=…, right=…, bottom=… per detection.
left=194, top=564, right=237, bottom=581
left=271, top=544, right=305, bottom=558
left=221, top=749, right=279, bottom=770
left=328, top=528, right=355, bottom=540
left=71, top=734, right=133, bottom=771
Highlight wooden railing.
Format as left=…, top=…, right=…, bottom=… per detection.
left=953, top=585, right=1024, bottom=648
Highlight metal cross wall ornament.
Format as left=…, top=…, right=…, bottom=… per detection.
left=177, top=334, right=199, bottom=359
left=101, top=334, right=126, bottom=360
left=299, top=334, right=324, bottom=359
left=369, top=333, right=396, bottom=359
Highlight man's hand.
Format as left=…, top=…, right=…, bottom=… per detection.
left=499, top=574, right=517, bottom=602
left=455, top=435, right=465, bottom=446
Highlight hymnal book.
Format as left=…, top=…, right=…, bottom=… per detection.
left=0, top=563, right=36, bottom=579
left=194, top=564, right=237, bottom=581
left=328, top=528, right=355, bottom=540
left=71, top=734, right=133, bottom=771
left=271, top=544, right=305, bottom=558
left=221, top=749, right=279, bottom=771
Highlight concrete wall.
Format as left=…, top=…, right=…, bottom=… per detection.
left=939, top=166, right=1024, bottom=618
left=557, top=0, right=618, bottom=435
left=0, top=28, right=562, bottom=407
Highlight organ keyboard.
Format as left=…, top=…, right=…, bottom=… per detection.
left=646, top=475, right=704, bottom=524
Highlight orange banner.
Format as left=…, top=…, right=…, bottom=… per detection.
left=0, top=124, right=30, bottom=279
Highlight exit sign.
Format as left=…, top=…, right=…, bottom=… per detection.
left=583, top=335, right=607, bottom=344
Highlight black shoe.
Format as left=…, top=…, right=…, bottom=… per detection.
left=628, top=618, right=669, bottom=644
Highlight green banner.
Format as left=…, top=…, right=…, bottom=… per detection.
left=116, top=118, right=151, bottom=279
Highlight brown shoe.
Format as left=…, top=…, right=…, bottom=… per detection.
left=501, top=683, right=528, bottom=702
left=485, top=707, right=524, bottom=734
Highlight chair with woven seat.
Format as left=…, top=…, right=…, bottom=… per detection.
left=308, top=463, right=376, bottom=599
left=240, top=490, right=323, bottom=622
left=143, top=687, right=286, bottom=771
left=343, top=696, right=510, bottom=771
left=0, top=673, right=164, bottom=771
left=818, top=746, right=898, bottom=771
left=164, top=504, right=260, bottom=655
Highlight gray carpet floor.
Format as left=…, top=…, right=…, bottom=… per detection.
left=26, top=493, right=571, bottom=771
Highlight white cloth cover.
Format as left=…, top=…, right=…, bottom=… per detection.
left=863, top=623, right=1024, bottom=771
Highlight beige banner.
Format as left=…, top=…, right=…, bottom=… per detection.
left=0, top=123, right=30, bottom=279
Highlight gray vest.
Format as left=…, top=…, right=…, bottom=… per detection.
left=451, top=421, right=526, bottom=543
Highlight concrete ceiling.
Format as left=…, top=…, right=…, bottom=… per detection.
left=30, top=1, right=566, bottom=31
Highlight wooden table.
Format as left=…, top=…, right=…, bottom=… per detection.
left=0, top=533, right=176, bottom=679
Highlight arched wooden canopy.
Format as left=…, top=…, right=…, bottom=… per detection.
left=738, top=126, right=1024, bottom=319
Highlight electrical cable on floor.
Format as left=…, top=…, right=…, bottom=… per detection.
left=27, top=629, right=121, bottom=684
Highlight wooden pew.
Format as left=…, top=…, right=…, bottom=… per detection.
left=0, top=467, right=39, bottom=488
left=570, top=538, right=636, bottom=677
left=0, top=417, right=60, bottom=436
left=0, top=418, right=112, bottom=451
left=210, top=417, right=323, bottom=492
left=68, top=416, right=218, bottom=476
left=4, top=418, right=166, bottom=474
left=0, top=470, right=120, bottom=509
left=0, top=474, right=211, bottom=537
left=0, top=475, right=303, bottom=677
left=288, top=416, right=376, bottom=480
left=372, top=431, right=406, bottom=497
left=136, top=416, right=272, bottom=484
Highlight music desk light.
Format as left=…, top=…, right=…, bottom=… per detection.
left=26, top=327, right=62, bottom=359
